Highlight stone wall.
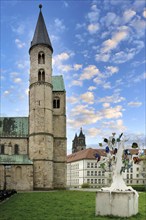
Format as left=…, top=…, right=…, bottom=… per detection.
left=0, top=164, right=33, bottom=190
left=0, top=138, right=28, bottom=155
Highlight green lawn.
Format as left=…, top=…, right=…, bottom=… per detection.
left=0, top=191, right=146, bottom=220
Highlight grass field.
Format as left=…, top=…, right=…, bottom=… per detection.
left=0, top=191, right=146, bottom=220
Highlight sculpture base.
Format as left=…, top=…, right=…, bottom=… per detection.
left=95, top=190, right=138, bottom=217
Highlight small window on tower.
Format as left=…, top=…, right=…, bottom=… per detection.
left=38, top=69, right=45, bottom=82
left=53, top=97, right=60, bottom=108
left=0, top=144, right=5, bottom=154
left=38, top=52, right=45, bottom=64
left=14, top=144, right=19, bottom=155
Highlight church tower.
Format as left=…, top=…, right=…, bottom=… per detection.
left=29, top=5, right=54, bottom=189
left=72, top=128, right=86, bottom=153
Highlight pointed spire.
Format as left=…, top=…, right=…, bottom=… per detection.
left=29, top=5, right=53, bottom=53
left=79, top=127, right=84, bottom=137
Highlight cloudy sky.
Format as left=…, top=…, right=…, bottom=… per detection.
left=1, top=0, right=146, bottom=153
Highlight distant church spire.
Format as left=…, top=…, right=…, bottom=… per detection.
left=72, top=128, right=86, bottom=153
left=29, top=4, right=53, bottom=53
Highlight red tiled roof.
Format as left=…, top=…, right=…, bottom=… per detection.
left=67, top=148, right=106, bottom=163
left=67, top=148, right=146, bottom=163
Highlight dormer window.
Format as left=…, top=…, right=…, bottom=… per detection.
left=38, top=69, right=45, bottom=82
left=38, top=52, right=45, bottom=64
left=53, top=97, right=60, bottom=108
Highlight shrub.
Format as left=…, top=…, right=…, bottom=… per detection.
left=130, top=185, right=146, bottom=192
left=81, top=183, right=90, bottom=188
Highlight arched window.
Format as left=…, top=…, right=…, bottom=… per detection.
left=14, top=144, right=19, bottom=155
left=53, top=97, right=60, bottom=108
left=16, top=166, right=22, bottom=179
left=0, top=144, right=4, bottom=154
left=38, top=52, right=45, bottom=64
left=38, top=69, right=45, bottom=82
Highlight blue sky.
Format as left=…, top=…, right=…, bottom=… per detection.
left=0, top=0, right=146, bottom=154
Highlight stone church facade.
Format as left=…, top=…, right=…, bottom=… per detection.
left=0, top=6, right=66, bottom=190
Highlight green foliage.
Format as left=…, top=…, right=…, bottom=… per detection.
left=81, top=183, right=90, bottom=188
left=0, top=191, right=146, bottom=220
left=131, top=185, right=146, bottom=192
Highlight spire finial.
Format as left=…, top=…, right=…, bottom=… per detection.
left=39, top=4, right=42, bottom=11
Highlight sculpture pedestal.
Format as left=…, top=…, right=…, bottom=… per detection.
left=95, top=190, right=138, bottom=217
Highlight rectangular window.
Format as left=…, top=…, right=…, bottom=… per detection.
left=102, top=179, right=105, bottom=184
left=91, top=163, right=94, bottom=168
left=87, top=179, right=90, bottom=183
left=98, top=171, right=101, bottom=176
left=87, top=163, right=90, bottom=168
left=53, top=98, right=60, bottom=108
left=95, top=171, right=97, bottom=176
left=130, top=174, right=133, bottom=179
left=95, top=163, right=97, bottom=168
left=91, top=171, right=93, bottom=176
left=94, top=179, right=97, bottom=184
left=0, top=145, right=4, bottom=154
left=136, top=174, right=139, bottom=178
left=87, top=171, right=90, bottom=176
left=137, top=167, right=139, bottom=171
left=98, top=179, right=101, bottom=184
left=91, top=179, right=93, bottom=184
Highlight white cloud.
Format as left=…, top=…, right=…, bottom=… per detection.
left=88, top=86, right=96, bottom=91
left=4, top=90, right=11, bottom=96
left=80, top=65, right=100, bottom=80
left=101, top=105, right=123, bottom=119
left=87, top=4, right=99, bottom=22
left=93, top=78, right=103, bottom=85
left=103, top=82, right=111, bottom=89
left=98, top=93, right=125, bottom=104
left=13, top=78, right=22, bottom=83
left=87, top=23, right=99, bottom=34
left=102, top=103, right=110, bottom=108
left=80, top=91, right=94, bottom=104
left=60, top=64, right=72, bottom=72
left=11, top=24, right=25, bottom=35
left=70, top=80, right=82, bottom=87
left=67, top=96, right=78, bottom=104
left=73, top=64, right=82, bottom=71
left=123, top=9, right=136, bottom=23
left=143, top=9, right=146, bottom=18
left=25, top=89, right=29, bottom=95
left=57, top=52, right=70, bottom=61
left=101, top=27, right=129, bottom=53
left=103, top=119, right=127, bottom=132
left=95, top=53, right=110, bottom=62
left=54, top=18, right=66, bottom=31
left=105, top=66, right=119, bottom=74
left=128, top=102, right=142, bottom=107
left=15, top=39, right=26, bottom=48
left=87, top=127, right=102, bottom=137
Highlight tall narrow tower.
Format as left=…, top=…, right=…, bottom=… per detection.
left=29, top=5, right=54, bottom=189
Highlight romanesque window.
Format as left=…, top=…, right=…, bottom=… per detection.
left=0, top=144, right=4, bottom=154
left=14, top=144, right=19, bottom=155
left=16, top=166, right=22, bottom=179
left=38, top=69, right=45, bottom=82
left=53, top=97, right=60, bottom=108
left=38, top=51, right=45, bottom=64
